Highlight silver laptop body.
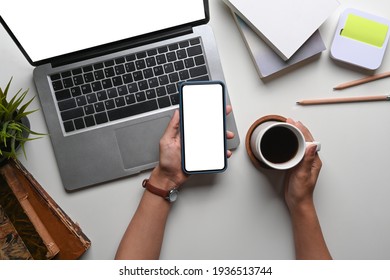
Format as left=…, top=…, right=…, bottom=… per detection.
left=0, top=0, right=240, bottom=190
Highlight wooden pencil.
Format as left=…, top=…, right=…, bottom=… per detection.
left=297, top=95, right=390, bottom=105
left=333, top=71, right=390, bottom=90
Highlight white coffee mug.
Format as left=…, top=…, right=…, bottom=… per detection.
left=250, top=121, right=320, bottom=170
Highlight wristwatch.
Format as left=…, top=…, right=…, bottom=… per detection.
left=142, top=179, right=179, bottom=203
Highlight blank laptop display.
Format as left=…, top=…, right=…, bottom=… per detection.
left=0, top=0, right=240, bottom=190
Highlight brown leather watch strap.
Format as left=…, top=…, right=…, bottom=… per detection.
left=142, top=179, right=169, bottom=199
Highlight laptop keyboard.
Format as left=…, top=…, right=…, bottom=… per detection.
left=50, top=37, right=210, bottom=133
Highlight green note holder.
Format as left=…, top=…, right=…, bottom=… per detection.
left=330, top=8, right=390, bottom=70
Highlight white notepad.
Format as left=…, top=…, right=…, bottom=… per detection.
left=223, top=0, right=339, bottom=60
left=232, top=12, right=326, bottom=79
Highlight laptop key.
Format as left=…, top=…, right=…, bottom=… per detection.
left=105, top=99, right=115, bottom=110
left=107, top=88, right=118, bottom=98
left=95, top=112, right=109, bottom=124
left=84, top=105, right=95, bottom=115
left=157, top=96, right=171, bottom=108
left=189, top=38, right=200, bottom=45
left=73, top=75, right=84, bottom=85
left=187, top=45, right=203, bottom=57
left=84, top=72, right=94, bottom=83
left=55, top=89, right=71, bottom=101
left=61, top=71, right=72, bottom=78
left=84, top=115, right=95, bottom=127
left=133, top=71, right=143, bottom=81
left=195, top=55, right=206, bottom=65
left=104, top=67, right=115, bottom=78
left=94, top=70, right=105, bottom=80
left=63, top=121, right=75, bottom=132
left=135, top=59, right=146, bottom=70
left=135, top=91, right=146, bottom=102
left=125, top=94, right=136, bottom=105
left=115, top=64, right=125, bottom=75
left=93, top=62, right=104, bottom=70
left=74, top=118, right=85, bottom=130
left=166, top=52, right=177, bottom=62
left=176, top=49, right=187, bottom=60
left=58, top=98, right=77, bottom=111
left=156, top=54, right=167, bottom=65
left=127, top=83, right=138, bottom=93
left=52, top=80, right=63, bottom=91
left=112, top=76, right=123, bottom=87
left=81, top=84, right=92, bottom=94
left=146, top=57, right=156, bottom=67
left=71, top=86, right=82, bottom=97
left=158, top=46, right=168, bottom=53
left=104, top=60, right=115, bottom=67
left=115, top=57, right=125, bottom=64
left=76, top=96, right=87, bottom=106
left=164, top=63, right=174, bottom=73
left=168, top=43, right=179, bottom=51
left=156, top=86, right=167, bottom=97
left=87, top=93, right=97, bottom=104
left=50, top=74, right=61, bottom=81
left=117, top=85, right=128, bottom=96
left=170, top=93, right=180, bottom=105
left=125, top=62, right=136, bottom=72
left=115, top=97, right=126, bottom=107
left=146, top=89, right=156, bottom=99
left=179, top=70, right=190, bottom=80
left=94, top=102, right=105, bottom=112
left=122, top=73, right=133, bottom=84
left=83, top=65, right=93, bottom=72
left=189, top=65, right=207, bottom=78
left=102, top=78, right=113, bottom=89
left=92, top=81, right=103, bottom=92
left=166, top=84, right=177, bottom=94
left=153, top=66, right=164, bottom=76
left=61, top=107, right=84, bottom=121
left=107, top=100, right=158, bottom=121
left=97, top=90, right=108, bottom=101
left=169, top=73, right=179, bottom=83
left=63, top=78, right=74, bottom=88
left=179, top=40, right=190, bottom=48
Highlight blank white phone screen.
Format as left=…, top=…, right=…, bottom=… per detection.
left=181, top=83, right=226, bottom=173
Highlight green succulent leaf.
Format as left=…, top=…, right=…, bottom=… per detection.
left=0, top=77, right=44, bottom=160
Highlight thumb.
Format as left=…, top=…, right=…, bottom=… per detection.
left=300, top=144, right=318, bottom=173
left=305, top=144, right=322, bottom=178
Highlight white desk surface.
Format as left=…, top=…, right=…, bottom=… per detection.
left=1, top=0, right=390, bottom=260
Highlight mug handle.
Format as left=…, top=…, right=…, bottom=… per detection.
left=305, top=141, right=321, bottom=152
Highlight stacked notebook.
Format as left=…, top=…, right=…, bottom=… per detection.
left=223, top=0, right=340, bottom=80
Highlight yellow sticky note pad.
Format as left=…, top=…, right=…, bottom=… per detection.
left=341, top=14, right=389, bottom=47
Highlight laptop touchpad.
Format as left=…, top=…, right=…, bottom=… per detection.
left=115, top=117, right=170, bottom=169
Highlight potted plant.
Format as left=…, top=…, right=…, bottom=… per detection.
left=0, top=78, right=43, bottom=163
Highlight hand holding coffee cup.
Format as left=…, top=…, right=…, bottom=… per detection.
left=250, top=119, right=320, bottom=170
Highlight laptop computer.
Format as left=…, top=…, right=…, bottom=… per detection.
left=0, top=0, right=240, bottom=191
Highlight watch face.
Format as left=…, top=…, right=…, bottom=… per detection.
left=168, top=189, right=179, bottom=202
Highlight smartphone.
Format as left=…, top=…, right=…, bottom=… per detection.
left=179, top=81, right=227, bottom=174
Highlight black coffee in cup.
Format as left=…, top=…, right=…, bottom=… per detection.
left=260, top=126, right=299, bottom=164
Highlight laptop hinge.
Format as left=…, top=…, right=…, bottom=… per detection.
left=51, top=26, right=194, bottom=68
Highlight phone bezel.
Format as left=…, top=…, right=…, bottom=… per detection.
left=179, top=80, right=227, bottom=174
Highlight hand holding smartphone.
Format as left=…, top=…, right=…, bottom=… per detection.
left=179, top=81, right=227, bottom=174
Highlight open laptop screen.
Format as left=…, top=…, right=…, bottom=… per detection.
left=0, top=0, right=207, bottom=65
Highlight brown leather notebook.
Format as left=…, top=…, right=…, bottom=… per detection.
left=0, top=159, right=91, bottom=259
